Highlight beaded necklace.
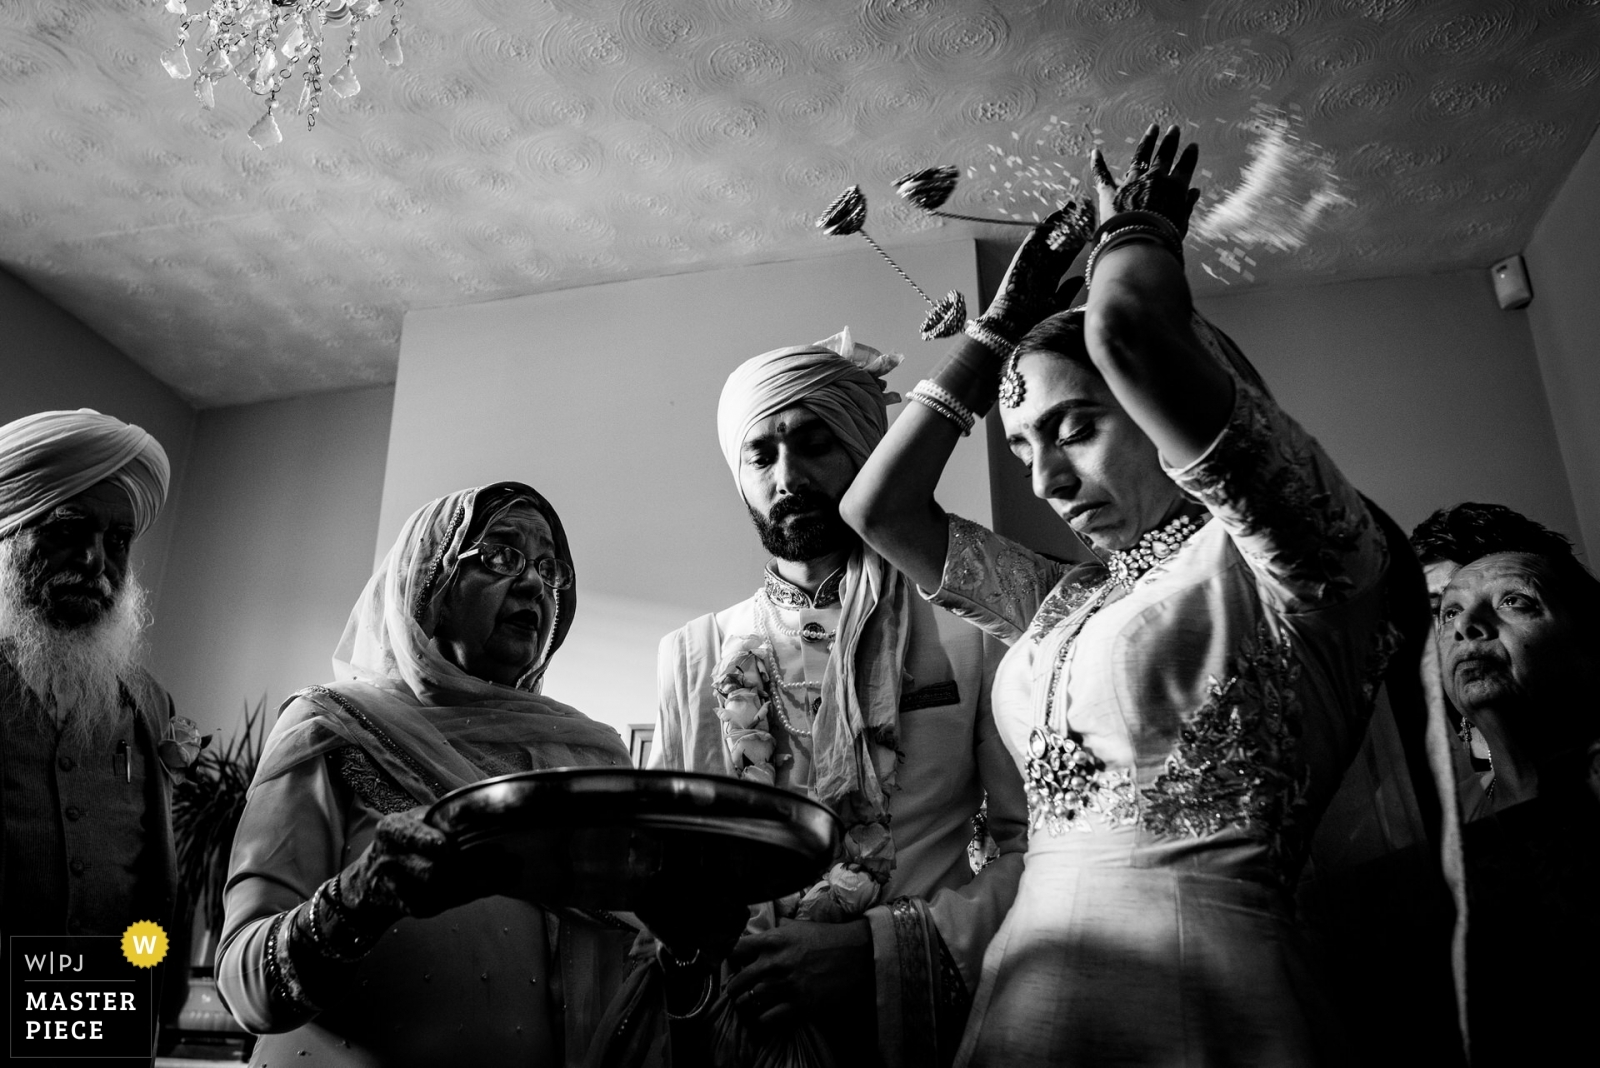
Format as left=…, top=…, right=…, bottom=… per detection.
left=754, top=593, right=831, bottom=740
left=756, top=590, right=836, bottom=644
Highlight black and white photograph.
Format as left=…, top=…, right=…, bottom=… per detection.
left=2, top=1, right=1598, bottom=1065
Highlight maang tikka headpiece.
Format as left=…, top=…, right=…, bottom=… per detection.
left=998, top=352, right=1027, bottom=408
left=997, top=302, right=1085, bottom=410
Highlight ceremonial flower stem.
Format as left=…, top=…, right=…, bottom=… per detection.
left=857, top=232, right=933, bottom=306
left=817, top=184, right=967, bottom=339
left=928, top=210, right=1037, bottom=227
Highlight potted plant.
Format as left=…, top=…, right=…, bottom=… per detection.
left=165, top=697, right=268, bottom=1056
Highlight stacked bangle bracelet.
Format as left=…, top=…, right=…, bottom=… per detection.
left=300, top=876, right=381, bottom=964
left=908, top=380, right=977, bottom=435
left=1084, top=210, right=1184, bottom=289
left=266, top=910, right=318, bottom=1012
left=962, top=318, right=1016, bottom=359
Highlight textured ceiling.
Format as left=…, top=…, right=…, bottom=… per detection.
left=2, top=0, right=1598, bottom=407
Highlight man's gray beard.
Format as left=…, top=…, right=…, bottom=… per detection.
left=0, top=538, right=150, bottom=750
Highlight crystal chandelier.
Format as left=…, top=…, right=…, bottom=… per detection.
left=156, top=0, right=406, bottom=148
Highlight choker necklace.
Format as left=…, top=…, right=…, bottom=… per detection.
left=1105, top=513, right=1201, bottom=588
left=757, top=590, right=836, bottom=645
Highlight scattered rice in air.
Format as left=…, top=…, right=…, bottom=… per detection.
left=1191, top=105, right=1351, bottom=255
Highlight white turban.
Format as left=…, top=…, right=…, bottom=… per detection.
left=0, top=409, right=171, bottom=540
left=716, top=328, right=903, bottom=492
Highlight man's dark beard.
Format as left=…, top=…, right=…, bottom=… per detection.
left=748, top=491, right=859, bottom=562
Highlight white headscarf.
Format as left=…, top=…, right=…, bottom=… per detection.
left=715, top=329, right=911, bottom=812
left=0, top=409, right=170, bottom=539
left=253, top=483, right=627, bottom=802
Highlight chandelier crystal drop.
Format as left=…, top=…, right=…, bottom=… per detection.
left=155, top=0, right=408, bottom=149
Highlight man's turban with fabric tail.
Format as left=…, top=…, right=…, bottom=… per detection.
left=0, top=409, right=171, bottom=540
left=713, top=327, right=913, bottom=837
left=716, top=327, right=903, bottom=491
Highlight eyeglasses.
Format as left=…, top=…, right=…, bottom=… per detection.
left=457, top=542, right=575, bottom=590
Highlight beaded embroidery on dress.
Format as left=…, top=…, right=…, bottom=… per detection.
left=1022, top=513, right=1207, bottom=836
left=1025, top=727, right=1138, bottom=834
left=1140, top=622, right=1310, bottom=869
left=1174, top=381, right=1371, bottom=605
left=945, top=515, right=1042, bottom=631
left=1024, top=578, right=1102, bottom=645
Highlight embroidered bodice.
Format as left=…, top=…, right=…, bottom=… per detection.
left=927, top=373, right=1399, bottom=883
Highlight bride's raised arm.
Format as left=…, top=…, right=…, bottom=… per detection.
left=838, top=200, right=1094, bottom=592
left=1080, top=123, right=1234, bottom=468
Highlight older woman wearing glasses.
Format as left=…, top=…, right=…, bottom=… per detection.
left=215, top=482, right=638, bottom=1068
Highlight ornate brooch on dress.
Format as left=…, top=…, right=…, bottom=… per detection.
left=1024, top=726, right=1138, bottom=835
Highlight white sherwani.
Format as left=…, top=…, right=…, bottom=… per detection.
left=654, top=565, right=1028, bottom=1068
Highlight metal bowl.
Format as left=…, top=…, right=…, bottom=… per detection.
left=425, top=768, right=841, bottom=910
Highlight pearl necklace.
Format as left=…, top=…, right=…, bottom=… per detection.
left=754, top=597, right=818, bottom=739
left=756, top=590, right=836, bottom=644
left=1105, top=513, right=1201, bottom=588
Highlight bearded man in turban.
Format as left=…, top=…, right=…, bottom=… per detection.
left=0, top=409, right=179, bottom=951
left=649, top=331, right=1027, bottom=1068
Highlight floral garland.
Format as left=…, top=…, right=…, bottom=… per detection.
left=712, top=633, right=895, bottom=922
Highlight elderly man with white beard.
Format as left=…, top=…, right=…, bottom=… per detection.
left=0, top=409, right=178, bottom=950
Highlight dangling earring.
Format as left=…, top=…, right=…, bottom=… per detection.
left=1456, top=717, right=1474, bottom=750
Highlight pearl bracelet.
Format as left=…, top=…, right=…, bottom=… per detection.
left=915, top=390, right=972, bottom=434
left=963, top=318, right=1016, bottom=359
left=908, top=380, right=976, bottom=435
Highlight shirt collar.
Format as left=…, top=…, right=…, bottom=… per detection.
left=763, top=565, right=845, bottom=610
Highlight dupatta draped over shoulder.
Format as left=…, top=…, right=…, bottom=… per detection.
left=714, top=329, right=911, bottom=815
left=219, top=483, right=633, bottom=1068
left=255, top=481, right=628, bottom=804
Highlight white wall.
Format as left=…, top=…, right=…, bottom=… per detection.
left=383, top=240, right=989, bottom=737
left=1194, top=270, right=1579, bottom=542
left=1526, top=121, right=1600, bottom=561
left=0, top=266, right=196, bottom=610
left=147, top=387, right=393, bottom=737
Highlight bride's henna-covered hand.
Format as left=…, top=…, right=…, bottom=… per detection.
left=980, top=198, right=1095, bottom=339
left=1092, top=124, right=1202, bottom=235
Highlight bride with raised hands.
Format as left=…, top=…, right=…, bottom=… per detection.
left=839, top=126, right=1411, bottom=1065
